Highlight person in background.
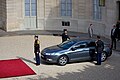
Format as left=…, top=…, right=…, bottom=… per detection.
left=111, top=24, right=117, bottom=50
left=88, top=24, right=93, bottom=38
left=62, top=29, right=70, bottom=42
left=34, top=35, right=40, bottom=66
left=117, top=26, right=120, bottom=41
left=116, top=21, right=120, bottom=41
left=95, top=36, right=104, bottom=65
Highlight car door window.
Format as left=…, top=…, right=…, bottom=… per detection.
left=74, top=42, right=87, bottom=49
left=88, top=42, right=96, bottom=47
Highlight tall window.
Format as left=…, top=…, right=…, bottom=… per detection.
left=25, top=0, right=37, bottom=16
left=61, top=0, right=72, bottom=16
left=93, top=0, right=102, bottom=20
left=99, top=0, right=105, bottom=6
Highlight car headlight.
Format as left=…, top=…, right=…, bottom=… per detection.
left=46, top=53, right=56, bottom=55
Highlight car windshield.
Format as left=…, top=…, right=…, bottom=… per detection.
left=58, top=40, right=77, bottom=49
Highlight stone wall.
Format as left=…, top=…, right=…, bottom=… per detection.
left=6, top=0, right=24, bottom=31
left=5, top=0, right=119, bottom=38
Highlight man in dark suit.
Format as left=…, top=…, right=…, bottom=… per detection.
left=62, top=29, right=70, bottom=42
left=96, top=36, right=104, bottom=65
left=111, top=25, right=117, bottom=49
left=117, top=26, right=120, bottom=41
left=116, top=21, right=120, bottom=41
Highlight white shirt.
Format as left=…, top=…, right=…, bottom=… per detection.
left=112, top=28, right=115, bottom=36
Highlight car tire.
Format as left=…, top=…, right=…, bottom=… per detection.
left=101, top=52, right=107, bottom=62
left=58, top=55, right=68, bottom=66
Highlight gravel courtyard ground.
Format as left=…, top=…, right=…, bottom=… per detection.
left=0, top=35, right=120, bottom=80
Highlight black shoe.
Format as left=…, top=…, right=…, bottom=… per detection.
left=36, top=63, right=40, bottom=66
left=112, top=48, right=116, bottom=50
left=95, top=63, right=101, bottom=65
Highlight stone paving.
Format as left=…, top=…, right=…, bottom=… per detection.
left=0, top=30, right=120, bottom=80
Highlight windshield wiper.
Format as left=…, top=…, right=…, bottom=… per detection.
left=57, top=45, right=63, bottom=48
left=57, top=45, right=61, bottom=47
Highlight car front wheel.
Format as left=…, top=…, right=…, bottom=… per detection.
left=101, top=52, right=107, bottom=62
left=58, top=56, right=68, bottom=66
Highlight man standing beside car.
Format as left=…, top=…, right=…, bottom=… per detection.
left=95, top=36, right=104, bottom=65
left=116, top=21, right=120, bottom=41
left=111, top=24, right=117, bottom=49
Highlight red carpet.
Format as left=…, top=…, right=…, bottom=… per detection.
left=0, top=59, right=36, bottom=78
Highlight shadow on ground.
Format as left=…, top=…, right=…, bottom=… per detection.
left=25, top=54, right=120, bottom=80
left=17, top=56, right=56, bottom=66
left=26, top=64, right=120, bottom=80
left=17, top=56, right=35, bottom=65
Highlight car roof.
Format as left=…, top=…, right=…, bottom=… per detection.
left=70, top=38, right=96, bottom=43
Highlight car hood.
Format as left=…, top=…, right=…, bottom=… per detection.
left=42, top=45, right=64, bottom=54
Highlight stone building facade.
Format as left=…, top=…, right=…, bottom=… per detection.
left=0, top=0, right=120, bottom=37
left=0, top=0, right=6, bottom=30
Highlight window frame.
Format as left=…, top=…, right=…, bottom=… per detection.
left=25, top=0, right=37, bottom=16
left=60, top=0, right=72, bottom=17
left=62, top=21, right=70, bottom=26
left=93, top=0, right=102, bottom=20
left=73, top=42, right=88, bottom=49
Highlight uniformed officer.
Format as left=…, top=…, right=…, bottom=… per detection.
left=95, top=36, right=104, bottom=65
left=34, top=35, right=40, bottom=65
left=62, top=29, right=70, bottom=42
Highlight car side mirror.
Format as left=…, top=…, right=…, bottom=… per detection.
left=71, top=47, right=76, bottom=51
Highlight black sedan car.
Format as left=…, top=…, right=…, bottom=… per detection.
left=41, top=38, right=112, bottom=66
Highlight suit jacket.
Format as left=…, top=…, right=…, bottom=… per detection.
left=62, top=33, right=70, bottom=42
left=116, top=26, right=120, bottom=38
left=96, top=40, right=104, bottom=53
left=88, top=27, right=93, bottom=38
left=118, top=27, right=120, bottom=37
left=111, top=28, right=117, bottom=39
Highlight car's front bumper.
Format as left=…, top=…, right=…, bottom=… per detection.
left=41, top=54, right=58, bottom=63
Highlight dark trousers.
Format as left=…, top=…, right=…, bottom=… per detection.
left=111, top=38, right=116, bottom=49
left=35, top=52, right=40, bottom=65
left=97, top=52, right=101, bottom=65
left=89, top=49, right=95, bottom=60
left=118, top=35, right=120, bottom=41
